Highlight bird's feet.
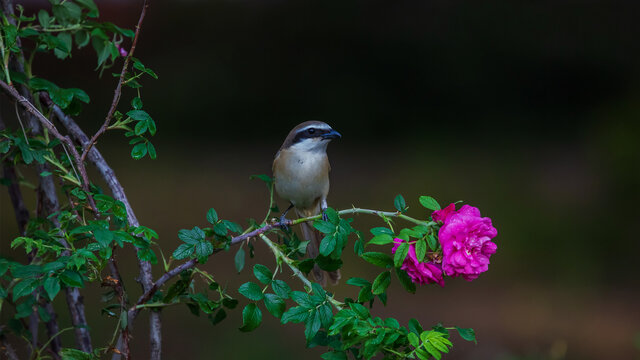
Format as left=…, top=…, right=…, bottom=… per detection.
left=279, top=213, right=290, bottom=232
left=322, top=209, right=329, bottom=222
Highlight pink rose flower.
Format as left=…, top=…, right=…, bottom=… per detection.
left=436, top=204, right=497, bottom=281
left=392, top=239, right=444, bottom=287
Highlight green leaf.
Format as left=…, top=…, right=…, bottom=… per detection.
left=194, top=241, right=214, bottom=258
left=235, top=247, right=245, bottom=273
left=44, top=277, right=61, bottom=300
left=426, top=234, right=438, bottom=251
left=131, top=142, right=147, bottom=159
left=75, top=30, right=90, bottom=48
left=206, top=208, right=218, bottom=224
left=281, top=306, right=309, bottom=324
left=131, top=97, right=143, bottom=109
left=263, top=293, right=285, bottom=318
left=134, top=120, right=148, bottom=135
left=38, top=10, right=50, bottom=28
left=346, top=277, right=370, bottom=287
left=361, top=252, right=393, bottom=268
left=348, top=302, right=370, bottom=319
left=314, top=220, right=336, bottom=234
left=394, top=242, right=410, bottom=268
left=93, top=228, right=113, bottom=247
left=424, top=342, right=442, bottom=360
left=178, top=227, right=205, bottom=244
left=407, top=332, right=420, bottom=347
left=371, top=271, right=391, bottom=295
left=305, top=309, right=321, bottom=340
left=415, top=238, right=427, bottom=262
left=253, top=264, right=273, bottom=284
left=290, top=291, right=313, bottom=307
left=367, top=234, right=393, bottom=246
left=394, top=194, right=407, bottom=212
left=395, top=268, right=416, bottom=294
left=419, top=196, right=441, bottom=211
left=455, top=327, right=477, bottom=343
left=271, top=280, right=291, bottom=299
left=239, top=303, right=262, bottom=332
left=321, top=351, right=347, bottom=360
left=172, top=243, right=194, bottom=260
left=319, top=235, right=337, bottom=256
left=12, top=279, right=37, bottom=301
left=147, top=142, right=157, bottom=160
left=210, top=308, right=227, bottom=325
left=59, top=270, right=84, bottom=288
left=238, top=282, right=263, bottom=301
left=249, top=174, right=273, bottom=186
left=126, top=109, right=151, bottom=121
left=60, top=348, right=93, bottom=360
left=370, top=227, right=393, bottom=236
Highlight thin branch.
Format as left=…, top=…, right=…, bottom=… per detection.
left=129, top=207, right=430, bottom=317
left=81, top=0, right=150, bottom=162
left=0, top=79, right=99, bottom=214
left=47, top=97, right=160, bottom=359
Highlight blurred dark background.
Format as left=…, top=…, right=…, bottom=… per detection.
left=2, top=0, right=640, bottom=359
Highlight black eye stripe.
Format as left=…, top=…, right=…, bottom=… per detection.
left=292, top=127, right=328, bottom=144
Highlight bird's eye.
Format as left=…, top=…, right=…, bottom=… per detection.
left=307, top=128, right=316, bottom=134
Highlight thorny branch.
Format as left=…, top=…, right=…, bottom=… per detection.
left=81, top=0, right=150, bottom=162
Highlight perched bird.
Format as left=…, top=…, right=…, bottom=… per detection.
left=273, top=121, right=342, bottom=286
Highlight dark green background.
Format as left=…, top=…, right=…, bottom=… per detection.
left=1, top=0, right=639, bottom=359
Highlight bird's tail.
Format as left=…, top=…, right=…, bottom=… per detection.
left=298, top=212, right=341, bottom=286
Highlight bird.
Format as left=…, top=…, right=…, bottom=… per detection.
left=272, top=120, right=342, bottom=286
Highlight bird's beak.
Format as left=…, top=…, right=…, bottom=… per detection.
left=322, top=129, right=342, bottom=140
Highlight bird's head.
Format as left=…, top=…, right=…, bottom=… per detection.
left=281, top=121, right=341, bottom=153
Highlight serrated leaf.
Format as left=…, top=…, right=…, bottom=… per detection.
left=416, top=238, right=427, bottom=262
left=239, top=303, right=262, bottom=332
left=455, top=327, right=477, bottom=343
left=12, top=279, right=37, bottom=301
left=394, top=242, right=410, bottom=268
left=395, top=268, right=416, bottom=294
left=126, top=109, right=151, bottom=121
left=44, top=277, right=61, bottom=300
left=419, top=196, right=441, bottom=211
left=194, top=241, right=213, bottom=258
left=314, top=220, right=336, bottom=234
left=172, top=243, right=194, bottom=260
left=281, top=306, right=310, bottom=324
left=290, top=291, right=313, bottom=307
left=319, top=235, right=337, bottom=256
left=394, top=194, right=407, bottom=212
left=206, top=208, right=218, bottom=224
left=253, top=264, right=273, bottom=284
left=59, top=270, right=84, bottom=288
left=178, top=227, right=205, bottom=244
left=361, top=252, right=393, bottom=268
left=426, top=234, right=438, bottom=251
left=305, top=309, right=321, bottom=340
left=271, top=280, right=291, bottom=299
left=238, top=282, right=263, bottom=301
left=371, top=271, right=391, bottom=295
left=367, top=234, right=393, bottom=246
left=263, top=293, right=285, bottom=318
left=370, top=227, right=393, bottom=236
